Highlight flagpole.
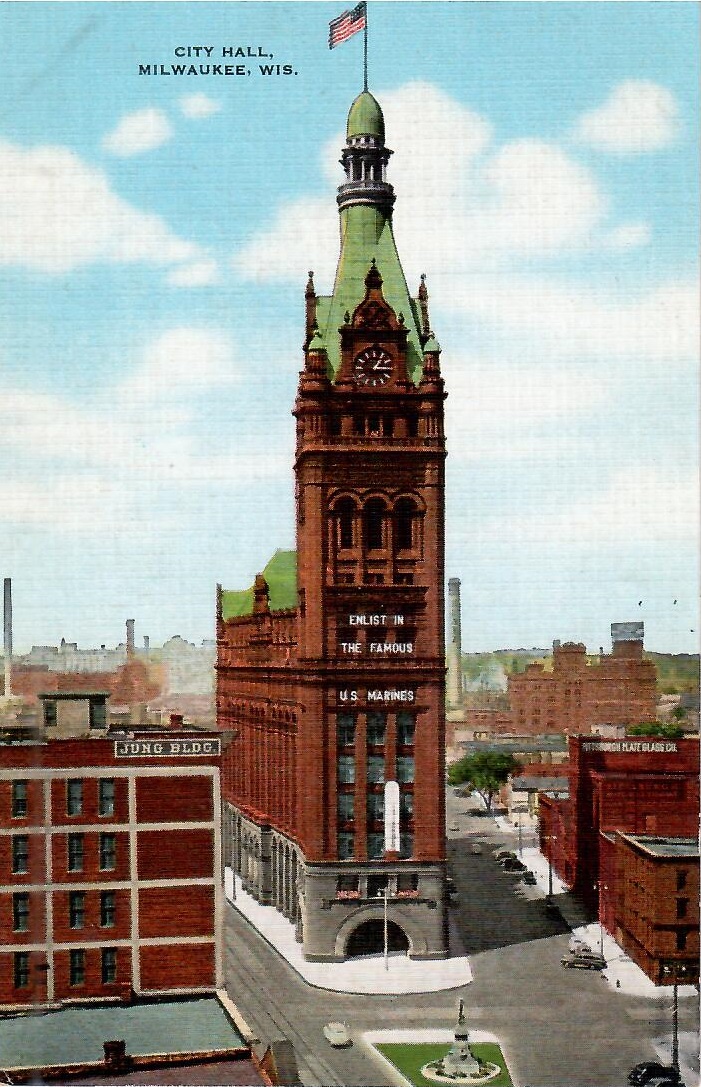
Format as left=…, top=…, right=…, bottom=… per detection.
left=363, top=3, right=368, bottom=91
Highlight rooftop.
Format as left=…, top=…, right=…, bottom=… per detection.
left=620, top=833, right=699, bottom=859
left=0, top=998, right=245, bottom=1071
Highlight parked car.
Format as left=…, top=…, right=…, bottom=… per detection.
left=445, top=877, right=457, bottom=893
left=628, top=1061, right=683, bottom=1087
left=561, top=951, right=606, bottom=970
left=470, top=843, right=483, bottom=855
left=323, top=1022, right=352, bottom=1047
left=503, top=858, right=526, bottom=872
left=495, top=849, right=516, bottom=863
left=449, top=823, right=460, bottom=832
left=522, top=870, right=537, bottom=884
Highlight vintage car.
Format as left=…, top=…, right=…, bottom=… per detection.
left=323, top=1022, right=352, bottom=1047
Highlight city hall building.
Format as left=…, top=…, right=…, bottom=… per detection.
left=217, top=91, right=449, bottom=961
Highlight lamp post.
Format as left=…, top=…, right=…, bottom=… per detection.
left=672, top=981, right=679, bottom=1071
left=383, top=886, right=389, bottom=972
left=517, top=813, right=523, bottom=857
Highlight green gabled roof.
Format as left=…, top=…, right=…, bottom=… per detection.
left=221, top=550, right=297, bottom=620
left=318, top=204, right=424, bottom=382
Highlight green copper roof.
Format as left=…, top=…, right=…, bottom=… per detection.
left=319, top=204, right=424, bottom=382
left=347, top=91, right=385, bottom=140
left=221, top=550, right=297, bottom=620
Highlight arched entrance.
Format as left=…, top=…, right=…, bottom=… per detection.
left=345, top=919, right=410, bottom=958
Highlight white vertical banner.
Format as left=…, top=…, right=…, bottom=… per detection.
left=384, top=780, right=400, bottom=853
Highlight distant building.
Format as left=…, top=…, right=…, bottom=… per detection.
left=509, top=627, right=656, bottom=736
left=0, top=707, right=224, bottom=1011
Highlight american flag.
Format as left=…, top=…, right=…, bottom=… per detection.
left=329, top=2, right=366, bottom=49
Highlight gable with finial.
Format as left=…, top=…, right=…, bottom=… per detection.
left=351, top=259, right=402, bottom=331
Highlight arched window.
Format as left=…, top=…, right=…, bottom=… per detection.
left=394, top=499, right=416, bottom=551
left=364, top=499, right=386, bottom=550
left=334, top=498, right=356, bottom=549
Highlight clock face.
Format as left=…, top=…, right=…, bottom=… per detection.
left=353, top=346, right=393, bottom=387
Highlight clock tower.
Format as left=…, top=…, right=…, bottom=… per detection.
left=218, top=90, right=448, bottom=962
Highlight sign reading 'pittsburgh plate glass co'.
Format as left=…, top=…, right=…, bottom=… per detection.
left=114, top=739, right=221, bottom=758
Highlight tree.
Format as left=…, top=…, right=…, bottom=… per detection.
left=627, top=720, right=684, bottom=739
left=448, top=750, right=519, bottom=812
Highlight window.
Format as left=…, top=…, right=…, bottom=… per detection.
left=335, top=499, right=355, bottom=549
left=400, top=792, right=414, bottom=820
left=394, top=499, right=415, bottom=551
left=100, top=891, right=116, bottom=928
left=69, top=949, right=85, bottom=986
left=101, top=947, right=117, bottom=984
left=12, top=835, right=29, bottom=874
left=43, top=700, right=57, bottom=728
left=98, top=779, right=115, bottom=817
left=367, top=833, right=384, bottom=860
left=69, top=891, right=85, bottom=929
left=338, top=756, right=355, bottom=785
left=364, top=499, right=385, bottom=550
left=366, top=711, right=386, bottom=747
left=676, top=929, right=688, bottom=951
left=676, top=898, right=688, bottom=920
left=14, top=952, right=29, bottom=989
left=89, top=700, right=107, bottom=730
left=676, top=870, right=688, bottom=891
left=397, top=872, right=418, bottom=893
left=399, top=833, right=414, bottom=859
left=367, top=792, right=385, bottom=823
left=337, top=713, right=355, bottom=748
left=67, top=833, right=84, bottom=872
left=337, top=833, right=354, bottom=860
left=13, top=893, right=29, bottom=932
left=396, top=756, right=415, bottom=784
left=407, top=414, right=419, bottom=438
left=66, top=780, right=83, bottom=816
left=337, top=793, right=354, bottom=821
left=366, top=756, right=385, bottom=784
left=397, top=711, right=415, bottom=746
left=336, top=874, right=359, bottom=894
left=99, top=834, right=116, bottom=871
left=367, top=874, right=388, bottom=897
left=11, top=780, right=28, bottom=818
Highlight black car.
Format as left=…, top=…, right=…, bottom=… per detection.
left=503, top=857, right=526, bottom=872
left=522, top=870, right=537, bottom=884
left=627, top=1061, right=684, bottom=1087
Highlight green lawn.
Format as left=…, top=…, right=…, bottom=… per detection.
left=375, top=1042, right=513, bottom=1087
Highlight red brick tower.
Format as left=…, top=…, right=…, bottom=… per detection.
left=218, top=91, right=448, bottom=961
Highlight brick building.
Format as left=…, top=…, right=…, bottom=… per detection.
left=606, top=832, right=699, bottom=986
left=509, top=626, right=657, bottom=737
left=0, top=720, right=224, bottom=1010
left=217, top=91, right=448, bottom=962
left=539, top=734, right=699, bottom=915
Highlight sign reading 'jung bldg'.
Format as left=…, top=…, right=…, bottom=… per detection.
left=114, top=739, right=221, bottom=758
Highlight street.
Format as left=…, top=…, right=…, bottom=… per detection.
left=223, top=791, right=699, bottom=1087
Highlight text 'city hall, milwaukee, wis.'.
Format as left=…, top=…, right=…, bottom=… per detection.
left=216, top=90, right=449, bottom=961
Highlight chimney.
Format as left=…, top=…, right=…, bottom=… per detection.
left=143, top=635, right=150, bottom=650
left=170, top=713, right=184, bottom=730
left=126, top=619, right=135, bottom=657
left=3, top=578, right=12, bottom=699
left=446, top=578, right=463, bottom=709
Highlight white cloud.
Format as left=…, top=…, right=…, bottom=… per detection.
left=167, top=259, right=219, bottom=287
left=445, top=276, right=699, bottom=363
left=120, top=328, right=239, bottom=402
left=102, top=107, right=173, bottom=156
left=0, top=139, right=198, bottom=273
left=473, top=467, right=699, bottom=547
left=604, top=222, right=650, bottom=249
left=574, top=81, right=680, bottom=154
left=179, top=94, right=221, bottom=120
left=235, top=80, right=608, bottom=285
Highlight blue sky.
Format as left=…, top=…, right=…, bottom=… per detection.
left=1, top=2, right=698, bottom=654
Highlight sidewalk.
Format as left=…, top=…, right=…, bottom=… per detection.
left=224, top=868, right=472, bottom=995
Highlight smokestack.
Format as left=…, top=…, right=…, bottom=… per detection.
left=446, top=577, right=463, bottom=709
left=143, top=636, right=150, bottom=650
left=126, top=619, right=135, bottom=657
left=3, top=578, right=12, bottom=699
